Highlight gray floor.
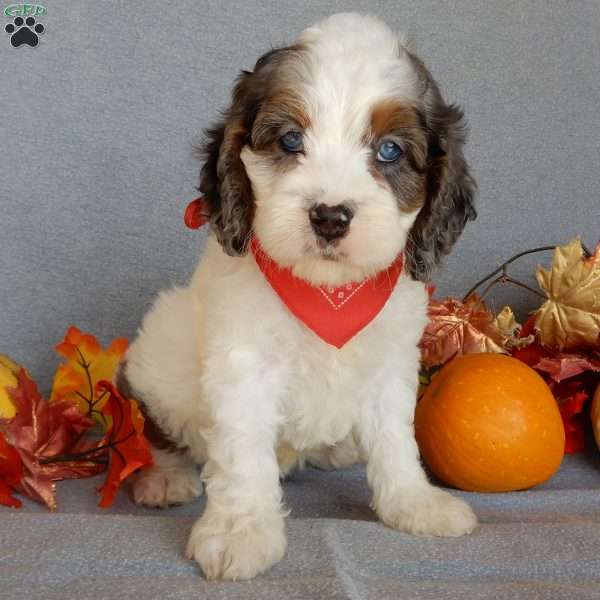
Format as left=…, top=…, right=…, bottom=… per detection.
left=3, top=452, right=600, bottom=599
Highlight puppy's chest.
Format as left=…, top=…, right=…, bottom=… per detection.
left=198, top=250, right=427, bottom=447
left=279, top=348, right=369, bottom=449
left=273, top=293, right=424, bottom=449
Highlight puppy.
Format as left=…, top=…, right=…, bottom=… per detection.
left=118, top=13, right=478, bottom=581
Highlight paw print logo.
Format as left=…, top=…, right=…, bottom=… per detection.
left=5, top=16, right=45, bottom=47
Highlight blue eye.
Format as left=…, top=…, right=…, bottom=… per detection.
left=376, top=141, right=403, bottom=163
left=279, top=130, right=304, bottom=152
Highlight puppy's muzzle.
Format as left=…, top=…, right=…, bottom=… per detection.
left=309, top=203, right=353, bottom=243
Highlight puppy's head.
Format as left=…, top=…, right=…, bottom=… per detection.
left=199, top=13, right=476, bottom=285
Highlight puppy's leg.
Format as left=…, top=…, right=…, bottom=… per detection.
left=186, top=351, right=287, bottom=581
left=131, top=447, right=202, bottom=508
left=359, top=377, right=477, bottom=537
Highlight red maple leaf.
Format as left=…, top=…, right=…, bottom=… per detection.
left=0, top=369, right=104, bottom=510
left=95, top=381, right=153, bottom=508
left=556, top=387, right=588, bottom=454
left=0, top=432, right=23, bottom=508
left=519, top=314, right=537, bottom=338
left=511, top=343, right=551, bottom=367
left=510, top=316, right=552, bottom=366
left=534, top=353, right=600, bottom=382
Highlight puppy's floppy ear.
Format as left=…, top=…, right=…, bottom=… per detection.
left=199, top=47, right=297, bottom=256
left=405, top=53, right=477, bottom=281
left=199, top=73, right=256, bottom=255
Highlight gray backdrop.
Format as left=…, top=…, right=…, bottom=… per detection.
left=1, top=0, right=599, bottom=388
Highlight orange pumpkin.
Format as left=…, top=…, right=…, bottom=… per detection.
left=415, top=353, right=565, bottom=492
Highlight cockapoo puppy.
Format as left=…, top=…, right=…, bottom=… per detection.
left=117, top=12, right=478, bottom=581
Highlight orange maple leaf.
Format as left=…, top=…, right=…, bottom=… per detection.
left=95, top=381, right=153, bottom=508
left=50, top=327, right=128, bottom=419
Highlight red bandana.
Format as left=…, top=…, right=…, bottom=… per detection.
left=250, top=238, right=403, bottom=348
left=183, top=197, right=403, bottom=348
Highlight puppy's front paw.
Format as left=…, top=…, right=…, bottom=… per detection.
left=131, top=465, right=203, bottom=508
left=378, top=487, right=477, bottom=537
left=186, top=511, right=287, bottom=581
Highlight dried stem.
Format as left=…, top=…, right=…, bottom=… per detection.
left=39, top=431, right=134, bottom=465
left=462, top=243, right=591, bottom=302
left=40, top=454, right=108, bottom=465
left=74, top=346, right=95, bottom=416
left=41, top=367, right=132, bottom=468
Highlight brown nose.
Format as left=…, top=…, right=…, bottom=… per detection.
left=309, top=203, right=353, bottom=242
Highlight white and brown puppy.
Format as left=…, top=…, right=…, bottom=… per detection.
left=119, top=13, right=477, bottom=581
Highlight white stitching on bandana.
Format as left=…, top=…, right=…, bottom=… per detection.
left=318, top=281, right=367, bottom=310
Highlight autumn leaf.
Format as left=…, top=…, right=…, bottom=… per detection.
left=420, top=295, right=508, bottom=368
left=1, top=369, right=104, bottom=510
left=534, top=238, right=600, bottom=349
left=0, top=432, right=23, bottom=508
left=95, top=381, right=153, bottom=508
left=0, top=354, right=23, bottom=419
left=50, top=327, right=128, bottom=419
left=534, top=352, right=600, bottom=383
left=554, top=383, right=588, bottom=454
left=509, top=316, right=550, bottom=366
left=492, top=306, right=534, bottom=349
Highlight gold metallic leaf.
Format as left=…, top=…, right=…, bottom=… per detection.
left=534, top=239, right=600, bottom=349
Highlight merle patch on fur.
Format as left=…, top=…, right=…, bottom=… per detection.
left=403, top=51, right=477, bottom=282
